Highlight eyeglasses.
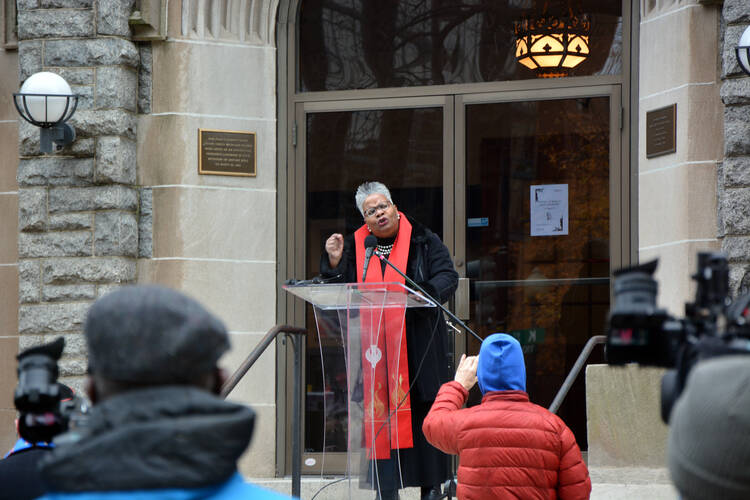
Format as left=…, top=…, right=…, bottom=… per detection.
left=364, top=202, right=391, bottom=218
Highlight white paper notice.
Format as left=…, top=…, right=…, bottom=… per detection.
left=530, top=184, right=568, bottom=236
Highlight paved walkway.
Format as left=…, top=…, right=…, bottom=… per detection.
left=590, top=467, right=678, bottom=499
left=253, top=468, right=680, bottom=499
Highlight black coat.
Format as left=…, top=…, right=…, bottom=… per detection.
left=0, top=447, right=52, bottom=500
left=38, top=386, right=255, bottom=493
left=320, top=215, right=459, bottom=402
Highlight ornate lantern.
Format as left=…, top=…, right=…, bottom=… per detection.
left=514, top=6, right=591, bottom=78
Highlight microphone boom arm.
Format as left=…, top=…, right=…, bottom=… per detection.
left=375, top=251, right=482, bottom=342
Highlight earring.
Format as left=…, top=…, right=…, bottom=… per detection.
left=368, top=226, right=372, bottom=232
left=398, top=213, right=401, bottom=220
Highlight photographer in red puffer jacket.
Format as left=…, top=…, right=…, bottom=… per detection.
left=423, top=333, right=591, bottom=500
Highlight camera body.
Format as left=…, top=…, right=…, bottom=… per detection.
left=606, top=252, right=750, bottom=422
left=14, top=337, right=78, bottom=444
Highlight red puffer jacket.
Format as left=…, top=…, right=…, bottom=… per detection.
left=423, top=381, right=591, bottom=500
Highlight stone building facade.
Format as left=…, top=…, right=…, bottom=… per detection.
left=720, top=3, right=750, bottom=294
left=1, top=0, right=280, bottom=479
left=0, top=0, right=748, bottom=491
left=585, top=0, right=744, bottom=476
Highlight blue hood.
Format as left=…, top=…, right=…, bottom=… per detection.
left=477, top=333, right=526, bottom=394
left=4, top=437, right=53, bottom=458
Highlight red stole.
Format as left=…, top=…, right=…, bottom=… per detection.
left=354, top=213, right=413, bottom=459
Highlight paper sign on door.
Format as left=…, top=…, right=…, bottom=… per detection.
left=530, top=184, right=568, bottom=236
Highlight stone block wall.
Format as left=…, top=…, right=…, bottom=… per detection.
left=16, top=0, right=140, bottom=391
left=719, top=1, right=750, bottom=294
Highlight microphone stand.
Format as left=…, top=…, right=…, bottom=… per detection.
left=375, top=251, right=483, bottom=342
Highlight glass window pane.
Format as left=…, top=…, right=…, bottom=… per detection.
left=304, top=106, right=444, bottom=453
left=299, top=0, right=622, bottom=92
left=464, top=97, right=610, bottom=449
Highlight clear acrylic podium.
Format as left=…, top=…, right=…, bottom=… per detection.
left=283, top=281, right=436, bottom=499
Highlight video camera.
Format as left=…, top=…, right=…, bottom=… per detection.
left=14, top=337, right=81, bottom=444
left=606, top=251, right=750, bottom=423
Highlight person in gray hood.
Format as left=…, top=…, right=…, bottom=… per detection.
left=668, top=355, right=750, bottom=500
left=36, top=285, right=290, bottom=500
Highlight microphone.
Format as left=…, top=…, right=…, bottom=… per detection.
left=374, top=251, right=482, bottom=342
left=362, top=235, right=377, bottom=282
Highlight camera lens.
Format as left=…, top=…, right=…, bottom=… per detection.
left=14, top=354, right=60, bottom=412
left=612, top=269, right=658, bottom=314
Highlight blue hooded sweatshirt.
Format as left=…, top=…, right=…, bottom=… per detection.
left=476, top=333, right=526, bottom=395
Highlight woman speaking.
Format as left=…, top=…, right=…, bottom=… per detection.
left=320, top=181, right=459, bottom=500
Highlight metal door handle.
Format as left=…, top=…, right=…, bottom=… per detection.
left=456, top=278, right=470, bottom=320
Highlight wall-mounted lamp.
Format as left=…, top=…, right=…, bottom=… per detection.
left=13, top=72, right=78, bottom=153
left=737, top=25, right=750, bottom=76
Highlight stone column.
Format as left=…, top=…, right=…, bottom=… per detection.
left=638, top=1, right=723, bottom=315
left=16, top=0, right=138, bottom=386
left=719, top=1, right=750, bottom=294
left=0, top=10, right=20, bottom=454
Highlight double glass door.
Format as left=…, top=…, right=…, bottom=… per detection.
left=296, top=86, right=621, bottom=472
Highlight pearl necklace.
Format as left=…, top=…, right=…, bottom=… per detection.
left=376, top=243, right=394, bottom=255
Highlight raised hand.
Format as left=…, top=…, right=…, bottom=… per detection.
left=454, top=353, right=478, bottom=391
left=325, top=233, right=344, bottom=268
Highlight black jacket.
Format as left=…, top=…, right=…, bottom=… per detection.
left=320, top=215, right=459, bottom=401
left=38, top=386, right=255, bottom=493
left=0, top=446, right=52, bottom=500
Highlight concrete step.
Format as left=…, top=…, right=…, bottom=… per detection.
left=251, top=468, right=679, bottom=499
left=250, top=478, right=420, bottom=499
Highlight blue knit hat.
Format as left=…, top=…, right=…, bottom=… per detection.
left=476, top=333, right=526, bottom=395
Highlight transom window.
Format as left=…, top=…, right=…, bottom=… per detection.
left=299, top=0, right=623, bottom=92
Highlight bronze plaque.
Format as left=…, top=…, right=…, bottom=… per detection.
left=199, top=129, right=256, bottom=176
left=646, top=104, right=676, bottom=158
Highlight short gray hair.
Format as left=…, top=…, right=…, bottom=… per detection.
left=355, top=181, right=393, bottom=217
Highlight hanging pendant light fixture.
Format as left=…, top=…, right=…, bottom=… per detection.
left=514, top=2, right=591, bottom=78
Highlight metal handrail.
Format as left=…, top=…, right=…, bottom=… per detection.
left=548, top=335, right=607, bottom=414
left=221, top=326, right=601, bottom=495
left=221, top=324, right=307, bottom=499
left=221, top=324, right=306, bottom=397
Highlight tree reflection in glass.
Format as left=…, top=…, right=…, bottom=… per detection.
left=299, top=0, right=623, bottom=92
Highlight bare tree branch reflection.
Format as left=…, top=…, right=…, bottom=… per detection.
left=299, top=0, right=623, bottom=91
